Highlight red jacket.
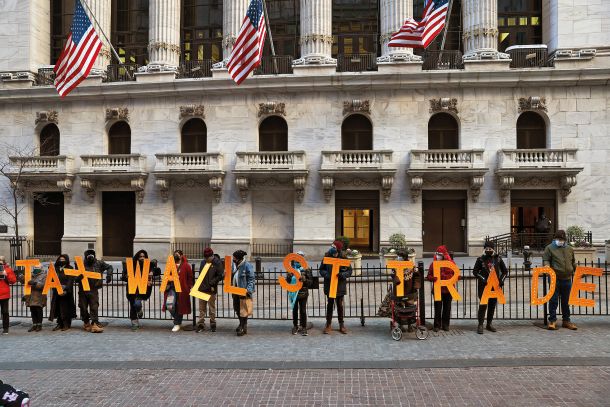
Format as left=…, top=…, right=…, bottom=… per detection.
left=426, top=246, right=458, bottom=295
left=162, top=257, right=194, bottom=315
left=0, top=265, right=17, bottom=300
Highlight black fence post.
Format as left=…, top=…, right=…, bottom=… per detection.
left=543, top=273, right=548, bottom=326
left=192, top=263, right=197, bottom=329
left=255, top=257, right=263, bottom=279
left=418, top=261, right=426, bottom=326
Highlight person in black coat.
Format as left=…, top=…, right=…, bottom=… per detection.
left=319, top=240, right=353, bottom=335
left=473, top=241, right=508, bottom=334
left=49, top=254, right=77, bottom=331
left=196, top=248, right=224, bottom=333
left=121, top=249, right=161, bottom=331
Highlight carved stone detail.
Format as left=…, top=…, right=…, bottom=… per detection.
left=179, top=105, right=205, bottom=119
left=148, top=41, right=181, bottom=56
left=322, top=176, right=334, bottom=203
left=258, top=102, right=286, bottom=117
left=470, top=175, right=485, bottom=202
left=381, top=175, right=394, bottom=202
left=106, top=107, right=129, bottom=122
left=294, top=176, right=306, bottom=203
left=156, top=179, right=170, bottom=202
left=429, top=98, right=458, bottom=114
left=209, top=176, right=223, bottom=203
left=35, top=110, right=58, bottom=125
left=518, top=96, right=547, bottom=113
left=236, top=176, right=249, bottom=203
left=80, top=179, right=96, bottom=201
left=57, top=179, right=73, bottom=203
left=560, top=175, right=577, bottom=202
left=498, top=175, right=515, bottom=203
left=343, top=100, right=370, bottom=116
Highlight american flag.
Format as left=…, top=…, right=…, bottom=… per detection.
left=388, top=0, right=449, bottom=49
left=53, top=0, right=102, bottom=97
left=227, top=0, right=267, bottom=85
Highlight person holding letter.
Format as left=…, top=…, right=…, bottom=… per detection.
left=196, top=248, right=224, bottom=333
left=122, top=250, right=161, bottom=331
left=426, top=246, right=456, bottom=332
left=319, top=240, right=353, bottom=335
left=19, top=265, right=47, bottom=332
left=287, top=251, right=313, bottom=336
left=49, top=255, right=76, bottom=331
left=79, top=249, right=113, bottom=333
left=231, top=250, right=255, bottom=336
left=543, top=230, right=578, bottom=331
left=164, top=250, right=194, bottom=332
left=473, top=241, right=508, bottom=334
left=0, top=256, right=16, bottom=335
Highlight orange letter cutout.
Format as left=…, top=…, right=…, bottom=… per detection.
left=432, top=260, right=461, bottom=301
left=569, top=266, right=603, bottom=307
left=64, top=256, right=102, bottom=292
left=160, top=255, right=181, bottom=293
left=42, top=263, right=64, bottom=295
left=278, top=253, right=308, bottom=293
left=387, top=260, right=414, bottom=298
left=322, top=257, right=351, bottom=299
left=190, top=263, right=212, bottom=302
left=531, top=266, right=556, bottom=305
left=16, top=259, right=40, bottom=296
left=223, top=256, right=247, bottom=296
left=126, top=258, right=150, bottom=295
left=480, top=267, right=506, bottom=305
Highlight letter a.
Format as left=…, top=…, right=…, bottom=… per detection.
left=160, top=255, right=181, bottom=293
left=480, top=267, right=506, bottom=305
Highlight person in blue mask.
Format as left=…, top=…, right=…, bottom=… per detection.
left=287, top=251, right=313, bottom=336
left=319, top=240, right=352, bottom=334
left=543, top=229, right=577, bottom=331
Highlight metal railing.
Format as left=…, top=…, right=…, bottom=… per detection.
left=105, top=64, right=139, bottom=82
left=254, top=56, right=294, bottom=75
left=251, top=242, right=294, bottom=258
left=177, top=60, right=214, bottom=78
left=7, top=260, right=609, bottom=325
left=422, top=50, right=464, bottom=70
left=487, top=231, right=593, bottom=255
left=336, top=53, right=378, bottom=73
left=170, top=241, right=211, bottom=260
left=506, top=45, right=550, bottom=68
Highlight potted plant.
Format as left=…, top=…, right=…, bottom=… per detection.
left=567, top=225, right=596, bottom=264
left=346, top=248, right=362, bottom=275
left=379, top=233, right=407, bottom=271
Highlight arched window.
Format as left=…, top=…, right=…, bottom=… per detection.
left=181, top=118, right=207, bottom=153
left=108, top=121, right=131, bottom=154
left=428, top=113, right=459, bottom=149
left=517, top=111, right=546, bottom=149
left=259, top=116, right=288, bottom=151
left=341, top=114, right=373, bottom=150
left=39, top=123, right=60, bottom=156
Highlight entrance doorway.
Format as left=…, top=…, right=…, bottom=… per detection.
left=422, top=190, right=466, bottom=253
left=102, top=191, right=135, bottom=258
left=511, top=189, right=556, bottom=250
left=33, top=192, right=64, bottom=256
left=335, top=190, right=379, bottom=253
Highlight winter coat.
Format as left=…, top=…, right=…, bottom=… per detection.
left=162, top=256, right=194, bottom=315
left=0, top=265, right=16, bottom=300
left=121, top=250, right=161, bottom=302
left=49, top=255, right=77, bottom=322
left=22, top=270, right=47, bottom=308
left=232, top=259, right=255, bottom=294
left=286, top=265, right=314, bottom=298
left=543, top=243, right=576, bottom=280
left=473, top=254, right=509, bottom=285
left=197, top=257, right=224, bottom=294
left=426, top=245, right=458, bottom=295
left=80, top=250, right=113, bottom=291
left=319, top=253, right=353, bottom=297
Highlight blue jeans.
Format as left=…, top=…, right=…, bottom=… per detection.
left=548, top=278, right=572, bottom=322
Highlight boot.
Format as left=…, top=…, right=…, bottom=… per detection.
left=210, top=322, right=216, bottom=332
left=196, top=323, right=206, bottom=333
left=83, top=322, right=92, bottom=332
left=323, top=322, right=332, bottom=334
left=236, top=318, right=244, bottom=336
left=28, top=324, right=37, bottom=333
left=90, top=322, right=104, bottom=333
left=477, top=324, right=484, bottom=334
left=35, top=324, right=42, bottom=332
left=477, top=305, right=486, bottom=334
left=242, top=319, right=248, bottom=335
left=486, top=324, right=497, bottom=332
left=52, top=324, right=63, bottom=331
left=339, top=323, right=348, bottom=334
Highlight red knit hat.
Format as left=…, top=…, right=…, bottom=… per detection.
left=203, top=248, right=214, bottom=258
left=332, top=240, right=344, bottom=251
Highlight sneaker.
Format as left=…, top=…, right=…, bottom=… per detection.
left=548, top=321, right=557, bottom=330
left=486, top=324, right=497, bottom=333
left=291, top=326, right=299, bottom=335
left=90, top=323, right=104, bottom=333
left=323, top=324, right=332, bottom=334
left=477, top=324, right=484, bottom=334
left=2, top=329, right=8, bottom=335
left=433, top=326, right=439, bottom=333
left=442, top=326, right=450, bottom=332
left=172, top=325, right=181, bottom=332
left=35, top=324, right=42, bottom=332
left=210, top=323, right=216, bottom=333
left=196, top=324, right=206, bottom=333
left=562, top=321, right=578, bottom=330
left=301, top=328, right=308, bottom=336
left=83, top=323, right=92, bottom=332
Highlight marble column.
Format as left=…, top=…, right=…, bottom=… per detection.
left=462, top=0, right=509, bottom=60
left=378, top=0, right=421, bottom=62
left=293, top=0, right=335, bottom=65
left=144, top=0, right=181, bottom=72
left=213, top=0, right=250, bottom=68
left=84, top=0, right=111, bottom=76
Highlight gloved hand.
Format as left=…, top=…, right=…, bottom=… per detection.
left=106, top=273, right=113, bottom=284
left=77, top=274, right=84, bottom=282
left=246, top=292, right=252, bottom=299
left=28, top=280, right=37, bottom=286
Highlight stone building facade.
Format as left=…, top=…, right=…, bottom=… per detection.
left=0, top=0, right=608, bottom=260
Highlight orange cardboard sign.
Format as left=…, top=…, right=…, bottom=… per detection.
left=278, top=253, right=308, bottom=293
left=530, top=266, right=556, bottom=306
left=190, top=263, right=212, bottom=302
left=432, top=260, right=461, bottom=301
left=16, top=259, right=40, bottom=296
left=64, top=256, right=102, bottom=291
left=569, top=266, right=603, bottom=307
left=387, top=260, right=415, bottom=298
left=322, top=257, right=351, bottom=299
left=126, top=258, right=150, bottom=295
left=223, top=255, right=247, bottom=297
left=42, top=263, right=63, bottom=295
left=480, top=267, right=506, bottom=305
left=159, top=255, right=181, bottom=293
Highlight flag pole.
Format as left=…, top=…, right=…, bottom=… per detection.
left=80, top=0, right=132, bottom=79
left=261, top=0, right=279, bottom=75
left=437, top=0, right=454, bottom=68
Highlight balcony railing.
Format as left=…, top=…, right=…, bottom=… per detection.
left=409, top=149, right=486, bottom=169
left=498, top=149, right=578, bottom=168
left=154, top=153, right=224, bottom=172
left=105, top=64, right=139, bottom=82
left=422, top=50, right=464, bottom=70
left=177, top=59, right=214, bottom=78
left=336, top=53, right=378, bottom=73
left=506, top=45, right=550, bottom=68
left=9, top=156, right=74, bottom=174
left=254, top=56, right=294, bottom=75
left=321, top=150, right=395, bottom=171
left=80, top=154, right=146, bottom=173
left=235, top=151, right=307, bottom=171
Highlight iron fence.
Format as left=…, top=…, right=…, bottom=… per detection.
left=486, top=231, right=593, bottom=256
left=422, top=50, right=464, bottom=70
left=170, top=241, right=211, bottom=260
left=177, top=60, right=214, bottom=78
left=254, top=56, right=294, bottom=75
left=336, top=53, right=378, bottom=73
left=105, top=64, right=139, bottom=82
left=8, top=260, right=608, bottom=327
left=251, top=242, right=294, bottom=258
left=506, top=46, right=550, bottom=68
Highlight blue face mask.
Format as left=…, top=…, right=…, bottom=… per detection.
left=554, top=239, right=565, bottom=247
left=293, top=262, right=301, bottom=269
left=32, top=268, right=42, bottom=275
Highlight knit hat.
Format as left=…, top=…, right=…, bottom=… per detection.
left=203, top=248, right=214, bottom=258
left=554, top=230, right=567, bottom=240
left=232, top=250, right=247, bottom=261
left=332, top=240, right=344, bottom=251
left=484, top=241, right=495, bottom=249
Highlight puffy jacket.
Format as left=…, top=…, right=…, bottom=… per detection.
left=21, top=270, right=47, bottom=308
left=81, top=249, right=113, bottom=290
left=197, top=257, right=225, bottom=294
left=473, top=254, right=508, bottom=285
left=0, top=265, right=16, bottom=300
left=426, top=245, right=458, bottom=294
left=543, top=243, right=576, bottom=280
left=319, top=253, right=353, bottom=297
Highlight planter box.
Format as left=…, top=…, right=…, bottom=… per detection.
left=381, top=253, right=398, bottom=273
left=605, top=244, right=610, bottom=262
left=573, top=247, right=597, bottom=265
left=347, top=254, right=362, bottom=276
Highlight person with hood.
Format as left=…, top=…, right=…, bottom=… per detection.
left=426, top=245, right=457, bottom=332
left=19, top=265, right=47, bottom=332
left=49, top=254, right=76, bottom=331
left=163, top=250, right=193, bottom=332
left=196, top=248, right=224, bottom=333
left=319, top=240, right=353, bottom=335
left=287, top=251, right=313, bottom=336
left=0, top=256, right=16, bottom=335
left=543, top=229, right=578, bottom=331
left=122, top=249, right=161, bottom=331
left=79, top=249, right=113, bottom=333
left=231, top=250, right=255, bottom=336
left=473, top=241, right=508, bottom=334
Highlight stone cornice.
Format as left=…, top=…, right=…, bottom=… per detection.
left=1, top=67, right=609, bottom=103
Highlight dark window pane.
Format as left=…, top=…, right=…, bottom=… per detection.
left=428, top=113, right=459, bottom=149
left=333, top=1, right=379, bottom=57
left=259, top=116, right=288, bottom=151
left=342, top=114, right=373, bottom=151
left=112, top=0, right=149, bottom=65
left=39, top=124, right=60, bottom=156
left=517, top=111, right=546, bottom=149
left=262, top=0, right=299, bottom=57
left=497, top=0, right=542, bottom=51
left=50, top=0, right=76, bottom=64
left=108, top=121, right=131, bottom=154
left=181, top=0, right=223, bottom=62
left=181, top=118, right=207, bottom=153
left=413, top=0, right=462, bottom=53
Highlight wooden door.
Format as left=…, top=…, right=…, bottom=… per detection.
left=102, top=191, right=135, bottom=257
left=422, top=191, right=466, bottom=253
left=33, top=192, right=64, bottom=256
